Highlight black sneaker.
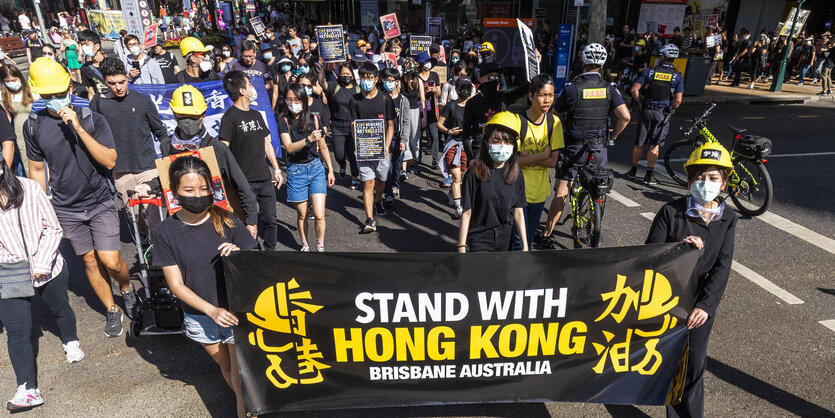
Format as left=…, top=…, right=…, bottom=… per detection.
left=384, top=195, right=394, bottom=208
left=338, top=168, right=346, bottom=179
left=644, top=172, right=659, bottom=185
left=375, top=201, right=387, bottom=216
left=392, top=187, right=400, bottom=199
left=104, top=307, right=124, bottom=338
left=626, top=166, right=638, bottom=178
left=350, top=180, right=360, bottom=190
left=120, top=286, right=138, bottom=320
left=307, top=210, right=315, bottom=220
left=362, top=218, right=377, bottom=233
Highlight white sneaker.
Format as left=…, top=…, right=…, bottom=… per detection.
left=6, top=384, right=43, bottom=411
left=63, top=340, right=85, bottom=364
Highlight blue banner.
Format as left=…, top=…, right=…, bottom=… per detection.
left=131, top=77, right=281, bottom=158
left=555, top=24, right=573, bottom=95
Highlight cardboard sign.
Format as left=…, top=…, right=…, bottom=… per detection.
left=316, top=25, right=348, bottom=63
left=250, top=16, right=266, bottom=39
left=431, top=66, right=447, bottom=84
left=154, top=147, right=232, bottom=216
left=143, top=23, right=158, bottom=47
left=409, top=35, right=432, bottom=55
left=384, top=52, right=398, bottom=69
left=380, top=13, right=400, bottom=39
left=517, top=18, right=539, bottom=81
left=354, top=119, right=386, bottom=162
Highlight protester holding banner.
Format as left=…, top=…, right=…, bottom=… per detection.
left=646, top=142, right=737, bottom=418
left=278, top=82, right=335, bottom=251
left=458, top=111, right=527, bottom=253
left=328, top=63, right=361, bottom=185
left=381, top=67, right=409, bottom=205
left=177, top=37, right=221, bottom=83
left=153, top=156, right=257, bottom=418
left=437, top=75, right=473, bottom=219
left=77, top=30, right=109, bottom=98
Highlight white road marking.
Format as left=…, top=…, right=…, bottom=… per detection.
left=731, top=261, right=804, bottom=305
left=609, top=190, right=641, bottom=207
left=762, top=151, right=835, bottom=158
left=820, top=320, right=835, bottom=333
left=640, top=212, right=655, bottom=221
left=752, top=210, right=835, bottom=255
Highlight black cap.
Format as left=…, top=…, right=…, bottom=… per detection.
left=479, top=62, right=501, bottom=76
left=351, top=52, right=368, bottom=62
left=455, top=76, right=473, bottom=87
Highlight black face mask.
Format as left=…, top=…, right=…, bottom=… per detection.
left=177, top=195, right=214, bottom=214
left=177, top=118, right=202, bottom=138
left=338, top=75, right=354, bottom=86
left=479, top=79, right=500, bottom=97
left=457, top=86, right=473, bottom=98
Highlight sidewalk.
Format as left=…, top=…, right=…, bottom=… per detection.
left=683, top=76, right=835, bottom=105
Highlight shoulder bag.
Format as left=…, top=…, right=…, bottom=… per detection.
left=0, top=208, right=35, bottom=299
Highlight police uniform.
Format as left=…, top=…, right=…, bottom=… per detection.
left=553, top=72, right=625, bottom=180
left=634, top=63, right=684, bottom=148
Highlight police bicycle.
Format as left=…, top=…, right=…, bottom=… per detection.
left=557, top=140, right=615, bottom=248
left=663, top=103, right=774, bottom=216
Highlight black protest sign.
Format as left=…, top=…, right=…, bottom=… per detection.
left=225, top=244, right=700, bottom=416
left=517, top=19, right=539, bottom=81
left=316, top=25, right=348, bottom=63
left=250, top=16, right=266, bottom=39
left=352, top=119, right=386, bottom=162
left=410, top=35, right=432, bottom=55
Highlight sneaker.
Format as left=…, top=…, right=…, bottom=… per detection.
left=316, top=245, right=325, bottom=253
left=120, top=286, right=138, bottom=320
left=362, top=218, right=377, bottom=233
left=350, top=180, right=360, bottom=190
left=644, top=172, right=659, bottom=185
left=6, top=384, right=42, bottom=411
left=818, top=91, right=828, bottom=96
left=626, top=166, right=638, bottom=178
left=408, top=166, right=418, bottom=175
left=442, top=176, right=453, bottom=188
left=104, top=307, right=124, bottom=338
left=384, top=195, right=394, bottom=207
left=63, top=340, right=84, bottom=364
left=797, top=81, right=804, bottom=85
left=400, top=172, right=408, bottom=182
left=307, top=210, right=315, bottom=220
left=338, top=168, right=346, bottom=179
left=452, top=205, right=463, bottom=220
left=300, top=245, right=310, bottom=252
left=747, top=84, right=755, bottom=90
left=375, top=201, right=387, bottom=216
left=447, top=191, right=455, bottom=207
left=392, top=187, right=400, bottom=199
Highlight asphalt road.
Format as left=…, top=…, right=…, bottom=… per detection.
left=1, top=97, right=833, bottom=416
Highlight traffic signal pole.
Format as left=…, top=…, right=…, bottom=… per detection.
left=770, top=0, right=806, bottom=92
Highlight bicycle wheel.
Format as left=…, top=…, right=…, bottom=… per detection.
left=729, top=159, right=773, bottom=216
left=571, top=190, right=603, bottom=248
left=663, top=140, right=694, bottom=187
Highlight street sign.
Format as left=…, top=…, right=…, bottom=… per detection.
left=122, top=0, right=143, bottom=36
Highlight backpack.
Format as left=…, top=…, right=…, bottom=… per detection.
left=516, top=111, right=556, bottom=148
left=333, top=84, right=360, bottom=96
left=27, top=107, right=95, bottom=140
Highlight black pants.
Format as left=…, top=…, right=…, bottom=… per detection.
left=667, top=316, right=714, bottom=418
left=732, top=59, right=748, bottom=85
left=426, top=121, right=440, bottom=164
left=331, top=120, right=358, bottom=177
left=0, top=268, right=77, bottom=389
left=467, top=224, right=513, bottom=252
left=249, top=180, right=278, bottom=251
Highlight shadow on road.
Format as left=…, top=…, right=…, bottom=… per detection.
left=604, top=404, right=653, bottom=417
left=262, top=401, right=552, bottom=417
left=707, top=356, right=834, bottom=416
left=817, top=288, right=835, bottom=297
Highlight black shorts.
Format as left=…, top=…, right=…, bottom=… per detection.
left=635, top=108, right=670, bottom=147
left=556, top=143, right=608, bottom=181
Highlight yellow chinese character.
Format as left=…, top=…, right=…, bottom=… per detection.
left=595, top=275, right=639, bottom=324
left=592, top=329, right=633, bottom=373
left=297, top=338, right=331, bottom=384
left=631, top=338, right=663, bottom=375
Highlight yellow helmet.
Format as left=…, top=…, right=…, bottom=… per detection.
left=169, top=85, right=207, bottom=116
left=684, top=142, right=734, bottom=174
left=636, top=39, right=646, bottom=47
left=179, top=36, right=210, bottom=57
left=483, top=111, right=521, bottom=138
left=28, top=57, right=71, bottom=95
left=479, top=42, right=495, bottom=55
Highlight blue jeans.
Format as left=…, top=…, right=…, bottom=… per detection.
left=286, top=159, right=327, bottom=203
left=513, top=201, right=545, bottom=251
left=385, top=141, right=404, bottom=196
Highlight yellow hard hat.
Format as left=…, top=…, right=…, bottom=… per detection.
left=247, top=284, right=293, bottom=334
left=28, top=57, right=71, bottom=95
left=479, top=42, right=495, bottom=54
left=684, top=142, right=734, bottom=174
left=169, top=85, right=207, bottom=116
left=483, top=111, right=521, bottom=138
left=636, top=39, right=646, bottom=47
left=179, top=36, right=210, bottom=56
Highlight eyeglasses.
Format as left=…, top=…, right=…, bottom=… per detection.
left=41, top=90, right=69, bottom=100
left=299, top=83, right=312, bottom=88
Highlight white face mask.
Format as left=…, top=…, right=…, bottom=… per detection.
left=247, top=86, right=257, bottom=101
left=199, top=60, right=213, bottom=72
left=82, top=45, right=95, bottom=57
left=129, top=46, right=142, bottom=56
left=288, top=102, right=302, bottom=114
left=690, top=180, right=723, bottom=204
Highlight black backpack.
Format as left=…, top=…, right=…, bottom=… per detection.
left=27, top=107, right=95, bottom=140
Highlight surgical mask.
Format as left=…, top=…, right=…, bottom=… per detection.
left=280, top=64, right=291, bottom=72
left=360, top=79, right=375, bottom=92
left=247, top=86, right=258, bottom=101
left=303, top=86, right=313, bottom=97
left=690, top=180, right=722, bottom=204
left=288, top=102, right=303, bottom=114
left=451, top=56, right=459, bottom=64
left=338, top=75, right=354, bottom=85
left=423, top=62, right=432, bottom=70
left=199, top=60, right=213, bottom=72
left=82, top=45, right=95, bottom=56
left=299, top=65, right=309, bottom=74
left=177, top=194, right=213, bottom=214
left=4, top=81, right=22, bottom=91
left=488, top=144, right=514, bottom=163
left=263, top=52, right=273, bottom=60
left=222, top=50, right=231, bottom=57
left=176, top=118, right=203, bottom=138
left=382, top=81, right=396, bottom=92
left=129, top=46, right=142, bottom=56
left=45, top=95, right=71, bottom=112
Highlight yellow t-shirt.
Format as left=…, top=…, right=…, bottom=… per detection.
left=517, top=114, right=565, bottom=203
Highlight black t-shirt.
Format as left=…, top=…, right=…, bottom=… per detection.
left=462, top=166, right=527, bottom=234
left=402, top=82, right=421, bottom=109
left=26, top=38, right=43, bottom=60
left=81, top=64, right=108, bottom=95
left=328, top=83, right=358, bottom=122
left=440, top=101, right=465, bottom=141
left=178, top=69, right=220, bottom=83
left=350, top=91, right=396, bottom=121
left=153, top=213, right=257, bottom=315
left=270, top=69, right=291, bottom=98
left=24, top=110, right=116, bottom=211
left=278, top=115, right=320, bottom=165
left=617, top=32, right=636, bottom=59
left=0, top=107, right=16, bottom=144
left=308, top=98, right=331, bottom=131
left=218, top=106, right=272, bottom=182
left=153, top=51, right=179, bottom=84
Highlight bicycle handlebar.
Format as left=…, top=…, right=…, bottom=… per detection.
left=126, top=189, right=164, bottom=208
left=683, top=103, right=717, bottom=136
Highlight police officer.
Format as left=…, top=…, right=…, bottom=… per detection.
left=538, top=43, right=631, bottom=248
left=628, top=43, right=684, bottom=185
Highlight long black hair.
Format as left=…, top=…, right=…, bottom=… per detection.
left=169, top=156, right=234, bottom=238
left=282, top=82, right=315, bottom=134
left=0, top=159, right=23, bottom=210
left=472, top=125, right=521, bottom=185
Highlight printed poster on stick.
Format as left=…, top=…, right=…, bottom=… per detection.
left=354, top=119, right=386, bottom=162
left=380, top=13, right=400, bottom=39
left=517, top=18, right=539, bottom=81
left=154, top=147, right=231, bottom=216
left=410, top=35, right=432, bottom=55
left=316, top=25, right=348, bottom=63
left=142, top=24, right=158, bottom=47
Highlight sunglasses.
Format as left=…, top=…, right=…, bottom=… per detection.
left=41, top=90, right=69, bottom=100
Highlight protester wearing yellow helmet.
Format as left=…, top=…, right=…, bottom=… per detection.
left=457, top=111, right=528, bottom=253
left=25, top=57, right=137, bottom=338
left=176, top=36, right=220, bottom=83
left=646, top=142, right=737, bottom=418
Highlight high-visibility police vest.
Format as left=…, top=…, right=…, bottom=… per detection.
left=644, top=65, right=675, bottom=105
left=569, top=76, right=610, bottom=142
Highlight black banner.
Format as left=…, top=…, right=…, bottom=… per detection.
left=315, top=25, right=348, bottom=63
left=353, top=119, right=386, bottom=162
left=410, top=35, right=432, bottom=55
left=225, top=244, right=700, bottom=416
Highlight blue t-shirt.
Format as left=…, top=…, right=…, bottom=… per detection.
left=634, top=63, right=684, bottom=107
left=554, top=72, right=625, bottom=143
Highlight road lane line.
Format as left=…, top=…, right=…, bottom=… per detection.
left=820, top=320, right=835, bottom=333
left=755, top=211, right=835, bottom=255
left=796, top=115, right=819, bottom=118
left=731, top=261, right=804, bottom=305
left=763, top=151, right=835, bottom=158
left=741, top=116, right=765, bottom=120
left=609, top=190, right=641, bottom=207
left=640, top=212, right=655, bottom=221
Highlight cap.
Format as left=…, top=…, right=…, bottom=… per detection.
left=351, top=52, right=368, bottom=62
left=455, top=76, right=473, bottom=87
left=259, top=43, right=271, bottom=51
left=277, top=56, right=294, bottom=65
left=479, top=61, right=501, bottom=76
left=357, top=39, right=368, bottom=48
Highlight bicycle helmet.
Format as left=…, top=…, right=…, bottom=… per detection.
left=581, top=43, right=607, bottom=66
left=684, top=142, right=734, bottom=174
left=660, top=44, right=680, bottom=59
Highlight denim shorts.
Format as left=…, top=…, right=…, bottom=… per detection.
left=286, top=159, right=328, bottom=203
left=183, top=313, right=235, bottom=345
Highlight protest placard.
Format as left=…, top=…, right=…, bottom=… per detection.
left=384, top=52, right=398, bottom=69
left=410, top=35, right=432, bottom=55
left=316, top=25, right=348, bottom=63
left=517, top=19, right=539, bottom=81
left=142, top=24, right=158, bottom=47
left=354, top=119, right=386, bottom=162
left=429, top=17, right=442, bottom=37
left=250, top=16, right=266, bottom=39
left=380, top=13, right=400, bottom=39
left=155, top=147, right=231, bottom=216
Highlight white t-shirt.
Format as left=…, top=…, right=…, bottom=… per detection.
left=0, top=17, right=10, bottom=32
left=59, top=15, right=68, bottom=29
left=18, top=14, right=31, bottom=30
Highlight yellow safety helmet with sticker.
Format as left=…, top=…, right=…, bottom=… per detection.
left=169, top=84, right=207, bottom=116
left=179, top=36, right=210, bottom=57
left=684, top=142, right=734, bottom=174
left=479, top=41, right=495, bottom=55
left=483, top=111, right=521, bottom=138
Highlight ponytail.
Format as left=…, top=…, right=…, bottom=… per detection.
left=207, top=204, right=235, bottom=239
